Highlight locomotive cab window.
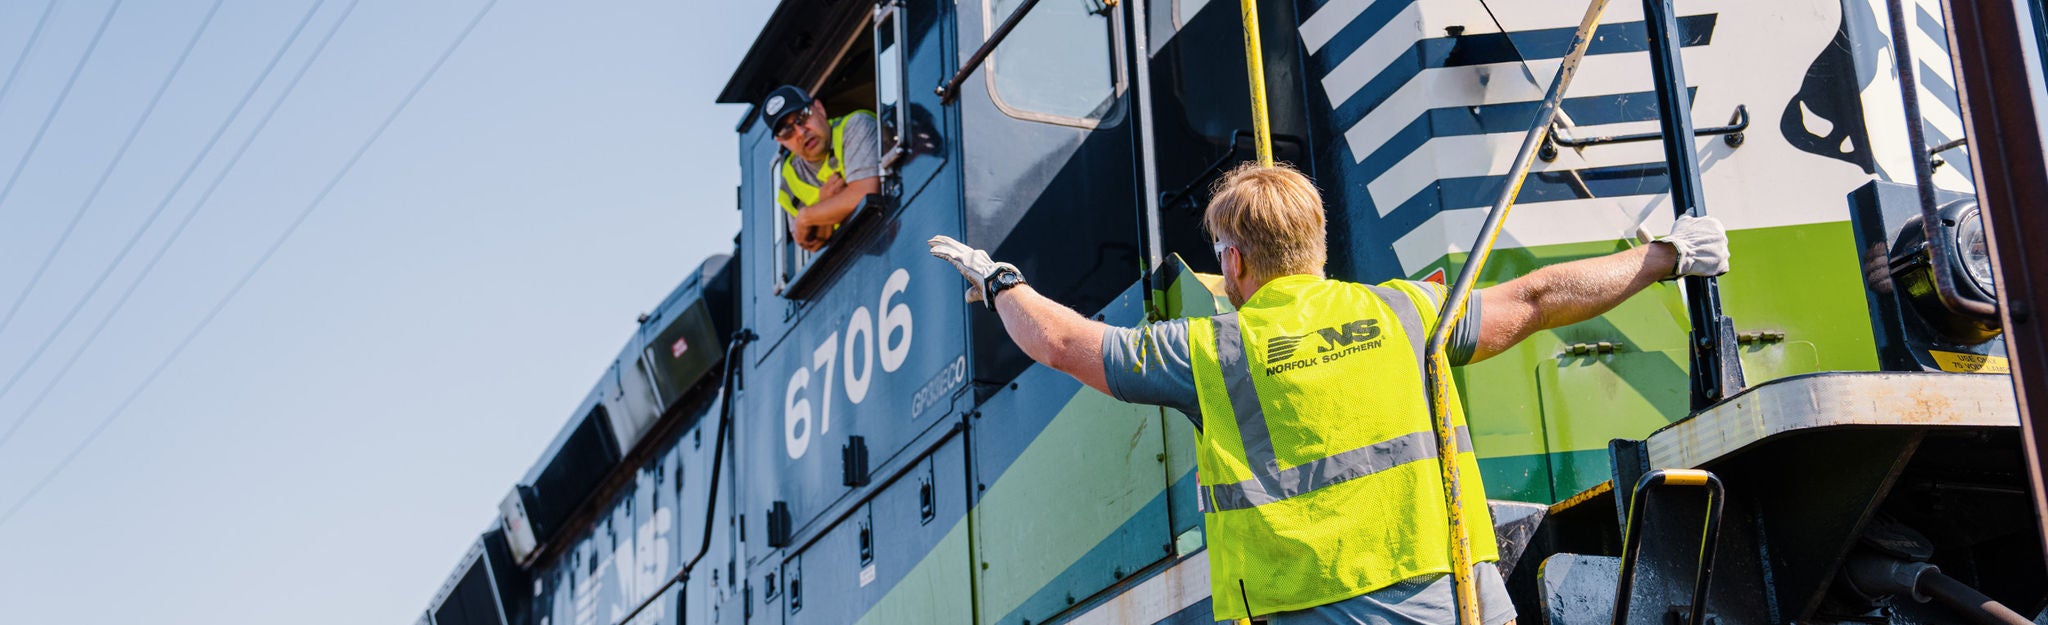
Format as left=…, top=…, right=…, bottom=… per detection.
left=770, top=3, right=913, bottom=296
left=985, top=0, right=1122, bottom=126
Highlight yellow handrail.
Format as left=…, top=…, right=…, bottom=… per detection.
left=1422, top=1, right=1613, bottom=624
left=1238, top=0, right=1273, bottom=166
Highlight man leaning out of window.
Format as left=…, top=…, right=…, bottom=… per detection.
left=761, top=84, right=881, bottom=251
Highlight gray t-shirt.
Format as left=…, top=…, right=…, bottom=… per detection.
left=778, top=110, right=880, bottom=210
left=1100, top=280, right=1482, bottom=427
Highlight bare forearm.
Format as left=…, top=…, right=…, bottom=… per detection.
left=1522, top=243, right=1674, bottom=328
left=799, top=177, right=880, bottom=228
left=992, top=285, right=1112, bottom=394
left=1474, top=243, right=1677, bottom=360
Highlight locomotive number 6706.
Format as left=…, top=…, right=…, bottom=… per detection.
left=784, top=268, right=914, bottom=459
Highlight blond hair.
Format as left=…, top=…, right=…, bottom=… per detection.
left=1203, top=162, right=1328, bottom=282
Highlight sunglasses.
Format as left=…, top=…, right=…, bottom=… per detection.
left=774, top=106, right=813, bottom=140
left=1213, top=239, right=1232, bottom=263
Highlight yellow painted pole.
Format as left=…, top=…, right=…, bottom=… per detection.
left=1233, top=5, right=1269, bottom=623
left=1423, top=1, right=1612, bottom=624
left=1238, top=0, right=1273, bottom=166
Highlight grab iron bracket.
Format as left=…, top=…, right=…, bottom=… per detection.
left=1540, top=104, right=1747, bottom=162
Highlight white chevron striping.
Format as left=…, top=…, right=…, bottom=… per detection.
left=1301, top=0, right=1381, bottom=55
left=1390, top=196, right=1674, bottom=274
left=1366, top=124, right=1671, bottom=215
left=1321, top=2, right=1426, bottom=110
left=1867, top=0, right=1974, bottom=190
left=1342, top=51, right=1679, bottom=165
left=1419, top=0, right=1649, bottom=35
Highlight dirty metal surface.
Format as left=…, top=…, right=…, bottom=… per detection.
left=1538, top=554, right=1619, bottom=625
left=1646, top=372, right=2018, bottom=469
left=1491, top=500, right=1550, bottom=581
left=1063, top=551, right=1211, bottom=625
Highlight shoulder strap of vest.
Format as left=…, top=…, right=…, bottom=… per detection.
left=1362, top=284, right=1427, bottom=374
left=1210, top=311, right=1278, bottom=476
left=778, top=154, right=810, bottom=217
left=827, top=115, right=847, bottom=174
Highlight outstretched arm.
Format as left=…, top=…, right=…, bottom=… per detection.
left=928, top=236, right=1112, bottom=394
left=1471, top=244, right=1676, bottom=362
left=992, top=285, right=1112, bottom=394
left=1469, top=216, right=1729, bottom=363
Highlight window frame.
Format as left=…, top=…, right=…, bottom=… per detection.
left=772, top=9, right=890, bottom=298
left=979, top=0, right=1128, bottom=129
left=875, top=0, right=911, bottom=174
left=771, top=183, right=821, bottom=297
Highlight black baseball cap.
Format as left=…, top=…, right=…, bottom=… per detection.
left=759, top=85, right=813, bottom=131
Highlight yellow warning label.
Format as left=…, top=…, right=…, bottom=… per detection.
left=1930, top=351, right=2011, bottom=374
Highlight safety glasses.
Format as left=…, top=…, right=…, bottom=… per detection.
left=774, top=106, right=813, bottom=140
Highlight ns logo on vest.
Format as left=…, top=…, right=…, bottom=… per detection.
left=1265, top=319, right=1383, bottom=375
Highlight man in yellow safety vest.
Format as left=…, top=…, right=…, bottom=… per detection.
left=927, top=163, right=1730, bottom=623
left=760, top=84, right=881, bottom=251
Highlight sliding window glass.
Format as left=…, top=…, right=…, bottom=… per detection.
left=984, top=0, right=1121, bottom=127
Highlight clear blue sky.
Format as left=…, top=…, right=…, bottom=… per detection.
left=0, top=1, right=773, bottom=622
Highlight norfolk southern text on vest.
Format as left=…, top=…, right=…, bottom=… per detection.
left=1263, top=319, right=1384, bottom=376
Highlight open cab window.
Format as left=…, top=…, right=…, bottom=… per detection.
left=771, top=1, right=912, bottom=298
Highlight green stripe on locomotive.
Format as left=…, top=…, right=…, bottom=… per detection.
left=1413, top=221, right=1881, bottom=503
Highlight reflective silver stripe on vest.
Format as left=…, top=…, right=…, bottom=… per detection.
left=1211, top=312, right=1280, bottom=475
left=1364, top=284, right=1427, bottom=371
left=1204, top=426, right=1476, bottom=512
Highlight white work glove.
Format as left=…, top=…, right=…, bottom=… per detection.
left=1651, top=215, right=1730, bottom=278
left=927, top=235, right=1018, bottom=305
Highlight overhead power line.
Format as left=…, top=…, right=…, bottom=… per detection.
left=0, top=0, right=128, bottom=213
left=0, top=0, right=504, bottom=531
left=0, top=0, right=60, bottom=114
left=0, top=0, right=342, bottom=444
left=0, top=0, right=229, bottom=343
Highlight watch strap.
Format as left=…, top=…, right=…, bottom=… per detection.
left=982, top=264, right=1026, bottom=310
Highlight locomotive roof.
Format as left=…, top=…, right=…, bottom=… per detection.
left=717, top=0, right=872, bottom=111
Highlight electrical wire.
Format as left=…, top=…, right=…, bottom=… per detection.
left=1475, top=0, right=1543, bottom=88
left=0, top=0, right=503, bottom=531
left=0, top=0, right=341, bottom=445
left=1473, top=0, right=1587, bottom=130
left=0, top=0, right=128, bottom=213
left=0, top=0, right=60, bottom=115
left=0, top=0, right=228, bottom=343
left=1476, top=0, right=1598, bottom=200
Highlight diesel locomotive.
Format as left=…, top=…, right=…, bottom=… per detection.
left=415, top=0, right=2045, bottom=623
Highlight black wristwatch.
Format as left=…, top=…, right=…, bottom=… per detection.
left=983, top=265, right=1027, bottom=310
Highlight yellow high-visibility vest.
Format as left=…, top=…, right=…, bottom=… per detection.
left=776, top=110, right=873, bottom=218
left=1188, top=275, right=1498, bottom=619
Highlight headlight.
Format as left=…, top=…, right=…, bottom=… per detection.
left=1888, top=198, right=2001, bottom=344
left=1954, top=205, right=1996, bottom=295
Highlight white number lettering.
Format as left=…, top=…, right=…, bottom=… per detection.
left=844, top=307, right=875, bottom=404
left=785, top=366, right=811, bottom=459
left=878, top=268, right=913, bottom=372
left=784, top=266, right=921, bottom=460
left=812, top=332, right=839, bottom=436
